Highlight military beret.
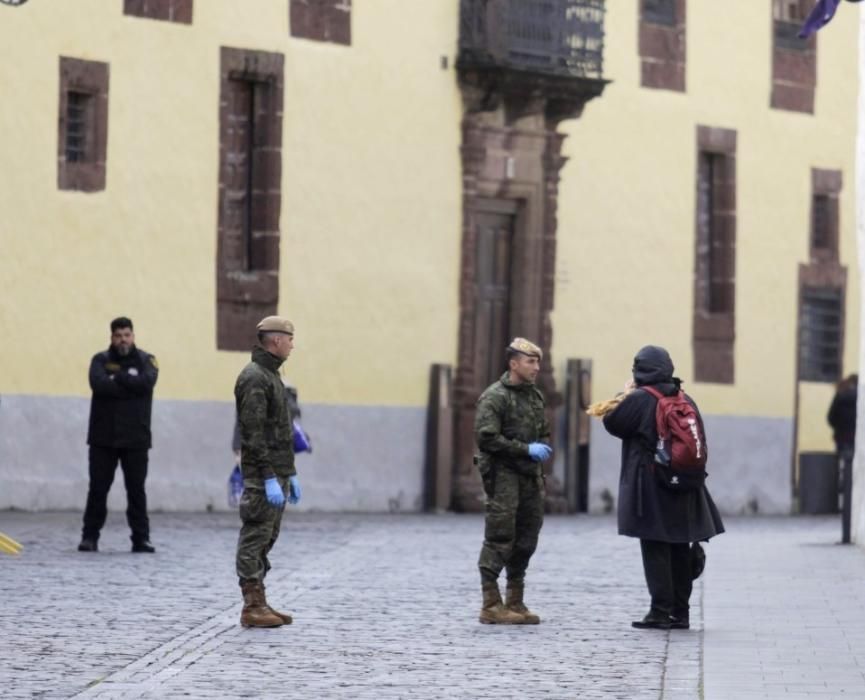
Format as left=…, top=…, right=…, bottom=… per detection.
left=256, top=316, right=294, bottom=335
left=507, top=337, right=542, bottom=360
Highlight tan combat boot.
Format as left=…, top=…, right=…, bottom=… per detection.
left=261, top=582, right=293, bottom=625
left=505, top=580, right=540, bottom=624
left=479, top=582, right=525, bottom=624
left=240, top=581, right=284, bottom=628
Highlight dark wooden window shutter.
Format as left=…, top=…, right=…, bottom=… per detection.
left=693, top=126, right=737, bottom=384
left=290, top=0, right=351, bottom=45
left=216, top=47, right=285, bottom=351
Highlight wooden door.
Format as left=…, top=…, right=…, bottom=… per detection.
left=474, top=201, right=517, bottom=387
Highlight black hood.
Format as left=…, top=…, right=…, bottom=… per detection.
left=632, top=345, right=675, bottom=387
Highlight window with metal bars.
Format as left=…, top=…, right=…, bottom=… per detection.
left=642, top=0, right=676, bottom=26
left=64, top=91, right=92, bottom=163
left=799, top=287, right=843, bottom=382
left=57, top=56, right=108, bottom=192
left=811, top=194, right=832, bottom=251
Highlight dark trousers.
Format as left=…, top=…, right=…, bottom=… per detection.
left=639, top=539, right=692, bottom=618
left=82, top=446, right=150, bottom=544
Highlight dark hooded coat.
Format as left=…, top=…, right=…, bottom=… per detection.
left=827, top=384, right=857, bottom=448
left=603, top=346, right=725, bottom=543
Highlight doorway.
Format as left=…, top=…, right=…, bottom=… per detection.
left=474, top=199, right=518, bottom=387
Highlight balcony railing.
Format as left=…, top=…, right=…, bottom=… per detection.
left=459, top=0, right=605, bottom=80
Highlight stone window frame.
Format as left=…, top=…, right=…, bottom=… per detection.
left=693, top=125, right=737, bottom=385
left=57, top=57, right=109, bottom=193
left=123, top=0, right=193, bottom=24
left=216, top=47, right=284, bottom=351
left=638, top=0, right=686, bottom=92
left=290, top=0, right=351, bottom=45
left=771, top=0, right=816, bottom=114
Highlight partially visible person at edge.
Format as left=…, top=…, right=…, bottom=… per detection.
left=828, top=373, right=858, bottom=460
left=234, top=316, right=302, bottom=628
left=79, top=317, right=159, bottom=554
left=602, top=345, right=724, bottom=631
left=474, top=337, right=553, bottom=625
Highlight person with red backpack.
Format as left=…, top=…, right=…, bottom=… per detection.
left=603, top=345, right=724, bottom=630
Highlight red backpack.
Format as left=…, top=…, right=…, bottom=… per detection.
left=641, top=386, right=708, bottom=491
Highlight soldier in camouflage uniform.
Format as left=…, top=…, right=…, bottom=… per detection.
left=475, top=338, right=552, bottom=625
left=234, top=316, right=302, bottom=628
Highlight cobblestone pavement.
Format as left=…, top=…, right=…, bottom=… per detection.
left=0, top=511, right=694, bottom=699
left=1, top=512, right=861, bottom=699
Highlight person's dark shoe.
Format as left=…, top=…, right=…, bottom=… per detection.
left=131, top=541, right=156, bottom=553
left=77, top=538, right=98, bottom=552
left=669, top=615, right=690, bottom=630
left=632, top=612, right=672, bottom=630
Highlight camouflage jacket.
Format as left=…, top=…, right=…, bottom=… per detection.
left=474, top=372, right=550, bottom=476
left=234, top=346, right=296, bottom=482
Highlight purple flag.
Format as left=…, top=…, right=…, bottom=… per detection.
left=798, top=0, right=842, bottom=38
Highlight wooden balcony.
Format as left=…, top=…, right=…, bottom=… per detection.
left=458, top=0, right=607, bottom=120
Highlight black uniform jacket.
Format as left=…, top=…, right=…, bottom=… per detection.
left=87, top=345, right=158, bottom=450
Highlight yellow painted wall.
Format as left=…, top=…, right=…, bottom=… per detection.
left=0, top=0, right=857, bottom=443
left=0, top=0, right=462, bottom=405
left=554, top=0, right=859, bottom=450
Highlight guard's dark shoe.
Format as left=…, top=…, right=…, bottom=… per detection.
left=669, top=615, right=690, bottom=630
left=632, top=612, right=671, bottom=630
left=131, top=541, right=156, bottom=553
left=77, top=538, right=98, bottom=552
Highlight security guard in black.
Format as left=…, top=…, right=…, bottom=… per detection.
left=80, top=317, right=159, bottom=553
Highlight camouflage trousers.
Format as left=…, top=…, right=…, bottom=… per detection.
left=478, top=466, right=545, bottom=585
left=236, top=477, right=287, bottom=584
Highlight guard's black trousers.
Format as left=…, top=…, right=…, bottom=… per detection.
left=82, top=446, right=150, bottom=544
left=639, top=539, right=692, bottom=619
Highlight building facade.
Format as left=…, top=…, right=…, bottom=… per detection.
left=560, top=0, right=859, bottom=516
left=0, top=1, right=858, bottom=515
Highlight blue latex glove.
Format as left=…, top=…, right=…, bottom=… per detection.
left=288, top=476, right=302, bottom=505
left=264, top=477, right=285, bottom=507
left=528, top=443, right=553, bottom=462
